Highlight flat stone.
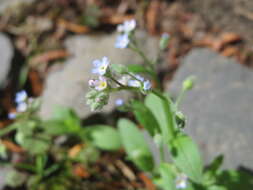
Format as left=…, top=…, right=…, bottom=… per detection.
left=167, top=48, right=253, bottom=169
left=40, top=31, right=158, bottom=119
left=0, top=33, right=13, bottom=88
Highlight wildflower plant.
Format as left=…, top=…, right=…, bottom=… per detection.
left=86, top=19, right=253, bottom=190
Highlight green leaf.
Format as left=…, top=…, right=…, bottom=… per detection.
left=207, top=185, right=227, bottom=190
left=158, top=163, right=176, bottom=190
left=127, top=64, right=153, bottom=74
left=87, top=125, right=122, bottom=151
left=110, top=64, right=127, bottom=74
left=216, top=170, right=253, bottom=190
left=131, top=100, right=160, bottom=136
left=43, top=107, right=81, bottom=135
left=145, top=92, right=176, bottom=143
left=169, top=135, right=203, bottom=184
left=118, top=119, right=154, bottom=171
left=6, top=169, right=27, bottom=187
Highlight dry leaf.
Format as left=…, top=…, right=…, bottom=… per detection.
left=2, top=140, right=24, bottom=153
left=28, top=70, right=43, bottom=96
left=146, top=0, right=161, bottom=34
left=68, top=144, right=83, bottom=158
left=58, top=19, right=90, bottom=34
left=221, top=46, right=240, bottom=57
left=138, top=173, right=157, bottom=190
left=73, top=164, right=90, bottom=178
left=100, top=14, right=134, bottom=25
left=30, top=49, right=69, bottom=66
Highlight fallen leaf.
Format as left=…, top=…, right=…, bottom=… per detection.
left=138, top=173, right=156, bottom=190
left=2, top=140, right=24, bottom=153
left=28, top=70, right=43, bottom=96
left=146, top=0, right=161, bottom=34
left=221, top=46, right=240, bottom=57
left=100, top=14, right=134, bottom=25
left=73, top=164, right=90, bottom=178
left=30, top=49, right=69, bottom=66
left=214, top=33, right=241, bottom=51
left=58, top=19, right=90, bottom=34
left=68, top=144, right=83, bottom=158
left=115, top=160, right=136, bottom=181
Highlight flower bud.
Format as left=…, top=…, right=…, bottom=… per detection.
left=183, top=76, right=195, bottom=91
left=159, top=33, right=170, bottom=50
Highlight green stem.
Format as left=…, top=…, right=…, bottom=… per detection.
left=109, top=76, right=124, bottom=87
left=176, top=89, right=186, bottom=108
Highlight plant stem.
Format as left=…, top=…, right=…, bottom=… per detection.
left=176, top=89, right=186, bottom=108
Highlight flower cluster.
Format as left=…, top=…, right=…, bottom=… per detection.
left=86, top=58, right=152, bottom=111
left=8, top=90, right=28, bottom=119
left=86, top=19, right=152, bottom=111
left=115, top=19, right=136, bottom=49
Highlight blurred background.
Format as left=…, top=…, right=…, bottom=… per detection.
left=0, top=0, right=253, bottom=189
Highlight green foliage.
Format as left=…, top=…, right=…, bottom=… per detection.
left=86, top=125, right=122, bottom=151
left=169, top=134, right=203, bottom=184
left=131, top=100, right=160, bottom=136
left=145, top=92, right=176, bottom=143
left=158, top=163, right=177, bottom=190
left=118, top=119, right=154, bottom=171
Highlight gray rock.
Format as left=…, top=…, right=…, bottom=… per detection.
left=168, top=48, right=253, bottom=169
left=40, top=31, right=158, bottom=119
left=0, top=33, right=13, bottom=88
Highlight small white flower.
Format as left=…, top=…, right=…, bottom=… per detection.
left=117, top=19, right=136, bottom=33
left=94, top=76, right=108, bottom=91
left=88, top=79, right=96, bottom=87
left=8, top=112, right=17, bottom=120
left=115, top=99, right=124, bottom=106
left=115, top=34, right=130, bottom=49
left=92, top=57, right=110, bottom=75
left=143, top=80, right=152, bottom=91
left=16, top=102, right=28, bottom=113
left=15, top=90, right=27, bottom=104
left=175, top=173, right=188, bottom=189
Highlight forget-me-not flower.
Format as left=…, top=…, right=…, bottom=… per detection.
left=94, top=76, right=108, bottom=91
left=128, top=75, right=144, bottom=87
left=15, top=90, right=27, bottom=104
left=92, top=57, right=110, bottom=75
left=115, top=99, right=124, bottom=106
left=8, top=112, right=17, bottom=120
left=175, top=173, right=188, bottom=189
left=143, top=80, right=152, bottom=91
left=16, top=102, right=28, bottom=113
left=117, top=19, right=136, bottom=33
left=115, top=34, right=130, bottom=49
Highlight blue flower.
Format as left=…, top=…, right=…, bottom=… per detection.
left=15, top=90, right=27, bottom=104
left=143, top=80, right=152, bottom=91
left=115, top=99, right=124, bottom=106
left=94, top=76, right=108, bottom=91
left=128, top=75, right=144, bottom=87
left=8, top=112, right=17, bottom=120
left=16, top=102, right=28, bottom=113
left=115, top=34, right=130, bottom=49
left=92, top=57, right=110, bottom=75
left=117, top=19, right=136, bottom=33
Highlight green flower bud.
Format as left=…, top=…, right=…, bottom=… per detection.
left=159, top=33, right=170, bottom=50
left=183, top=76, right=195, bottom=91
